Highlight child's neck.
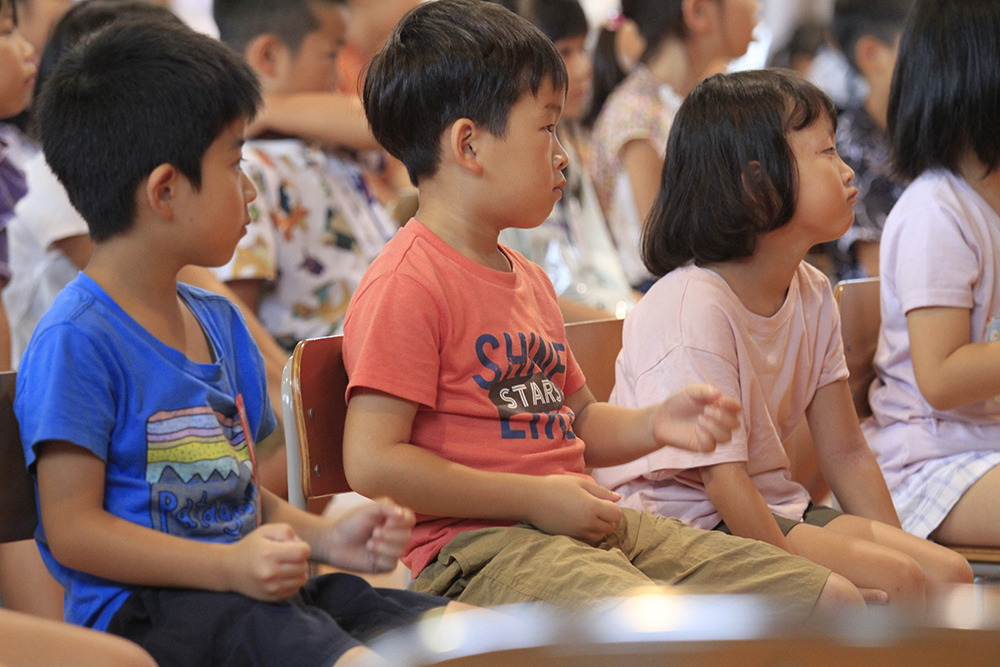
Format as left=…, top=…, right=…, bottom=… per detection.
left=85, top=237, right=213, bottom=363
left=958, top=154, right=1000, bottom=218
left=646, top=37, right=726, bottom=98
left=704, top=231, right=808, bottom=318
left=415, top=187, right=511, bottom=273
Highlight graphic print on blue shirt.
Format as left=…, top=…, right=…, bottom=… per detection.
left=146, top=406, right=257, bottom=540
left=473, top=331, right=575, bottom=441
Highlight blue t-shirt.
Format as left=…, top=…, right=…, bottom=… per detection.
left=15, top=274, right=277, bottom=630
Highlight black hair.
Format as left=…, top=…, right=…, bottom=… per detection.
left=643, top=69, right=837, bottom=277
left=35, top=20, right=262, bottom=241
left=37, top=0, right=184, bottom=106
left=489, top=0, right=588, bottom=44
left=833, top=0, right=911, bottom=72
left=214, top=0, right=345, bottom=56
left=888, top=0, right=1000, bottom=181
left=363, top=0, right=567, bottom=186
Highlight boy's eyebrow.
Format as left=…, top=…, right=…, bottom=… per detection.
left=545, top=102, right=563, bottom=113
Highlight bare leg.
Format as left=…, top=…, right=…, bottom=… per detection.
left=812, top=571, right=865, bottom=613
left=787, top=522, right=927, bottom=610
left=825, top=515, right=973, bottom=591
left=0, top=609, right=156, bottom=667
left=0, top=541, right=63, bottom=620
left=931, top=464, right=1000, bottom=547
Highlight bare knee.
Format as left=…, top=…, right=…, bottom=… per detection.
left=813, top=572, right=865, bottom=613
left=885, top=555, right=926, bottom=606
left=940, top=551, right=975, bottom=585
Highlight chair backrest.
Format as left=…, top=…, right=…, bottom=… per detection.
left=833, top=277, right=880, bottom=419
left=564, top=318, right=625, bottom=403
left=0, top=371, right=39, bottom=543
left=282, top=335, right=351, bottom=513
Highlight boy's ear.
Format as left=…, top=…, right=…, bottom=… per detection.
left=683, top=0, right=715, bottom=36
left=144, top=163, right=182, bottom=221
left=854, top=34, right=893, bottom=78
left=245, top=33, right=289, bottom=82
left=448, top=118, right=485, bottom=176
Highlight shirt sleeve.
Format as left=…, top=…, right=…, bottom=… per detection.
left=343, top=272, right=442, bottom=409
left=888, top=200, right=978, bottom=313
left=632, top=345, right=749, bottom=477
left=15, top=324, right=120, bottom=469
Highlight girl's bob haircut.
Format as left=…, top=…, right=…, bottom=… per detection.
left=888, top=0, right=1000, bottom=181
left=642, top=69, right=836, bottom=277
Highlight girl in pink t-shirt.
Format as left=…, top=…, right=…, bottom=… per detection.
left=594, top=69, right=971, bottom=609
left=863, top=0, right=1000, bottom=547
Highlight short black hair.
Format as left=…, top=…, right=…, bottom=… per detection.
left=35, top=20, right=262, bottom=241
left=214, top=0, right=345, bottom=56
left=37, top=0, right=184, bottom=106
left=888, top=0, right=1000, bottom=181
left=643, top=69, right=837, bottom=277
left=489, top=0, right=588, bottom=44
left=833, top=0, right=911, bottom=72
left=363, top=0, right=567, bottom=186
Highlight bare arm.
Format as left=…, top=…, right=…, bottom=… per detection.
left=701, top=461, right=792, bottom=552
left=805, top=380, right=900, bottom=527
left=907, top=306, right=1000, bottom=410
left=619, top=139, right=663, bottom=228
left=50, top=234, right=94, bottom=271
left=343, top=388, right=623, bottom=543
left=569, top=383, right=741, bottom=468
left=36, top=441, right=309, bottom=601
left=247, top=93, right=381, bottom=152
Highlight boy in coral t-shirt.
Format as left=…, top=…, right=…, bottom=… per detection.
left=343, top=0, right=862, bottom=615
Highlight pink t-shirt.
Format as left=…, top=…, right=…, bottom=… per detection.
left=863, top=170, right=1000, bottom=489
left=343, top=220, right=588, bottom=576
left=593, top=263, right=846, bottom=529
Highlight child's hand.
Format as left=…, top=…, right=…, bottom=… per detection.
left=226, top=523, right=311, bottom=602
left=313, top=498, right=415, bottom=573
left=529, top=476, right=623, bottom=544
left=652, top=384, right=741, bottom=453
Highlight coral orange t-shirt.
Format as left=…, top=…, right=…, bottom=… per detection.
left=344, top=219, right=588, bottom=575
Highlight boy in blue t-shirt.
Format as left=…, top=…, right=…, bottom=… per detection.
left=16, top=19, right=446, bottom=667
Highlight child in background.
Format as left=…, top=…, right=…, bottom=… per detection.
left=863, top=0, right=1000, bottom=547
left=582, top=0, right=646, bottom=129
left=213, top=0, right=398, bottom=352
left=494, top=0, right=634, bottom=322
left=590, top=0, right=758, bottom=291
left=345, top=0, right=864, bottom=615
left=12, top=0, right=69, bottom=57
left=18, top=20, right=449, bottom=666
left=593, top=69, right=972, bottom=609
left=827, top=0, right=911, bottom=280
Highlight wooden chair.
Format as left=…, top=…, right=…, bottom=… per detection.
left=833, top=278, right=1000, bottom=577
left=281, top=335, right=351, bottom=514
left=0, top=371, right=38, bottom=545
left=564, top=318, right=625, bottom=403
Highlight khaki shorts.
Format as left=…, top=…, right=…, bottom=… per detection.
left=409, top=508, right=830, bottom=617
left=714, top=503, right=843, bottom=537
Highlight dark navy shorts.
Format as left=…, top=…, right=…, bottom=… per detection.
left=106, top=573, right=447, bottom=667
left=713, top=503, right=842, bottom=537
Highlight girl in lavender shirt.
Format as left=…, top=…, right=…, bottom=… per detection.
left=862, top=0, right=1000, bottom=547
left=593, top=69, right=971, bottom=609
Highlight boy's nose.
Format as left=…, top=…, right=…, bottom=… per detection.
left=553, top=139, right=569, bottom=171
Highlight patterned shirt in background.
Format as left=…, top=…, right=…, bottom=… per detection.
left=830, top=105, right=906, bottom=280
left=590, top=66, right=682, bottom=289
left=0, top=124, right=32, bottom=282
left=213, top=139, right=397, bottom=351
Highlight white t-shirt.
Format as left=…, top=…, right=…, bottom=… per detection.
left=593, top=262, right=846, bottom=529
left=864, top=169, right=1000, bottom=489
left=3, top=153, right=88, bottom=368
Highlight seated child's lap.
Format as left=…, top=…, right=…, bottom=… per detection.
left=713, top=504, right=842, bottom=537
left=106, top=573, right=446, bottom=667
left=409, top=508, right=829, bottom=617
